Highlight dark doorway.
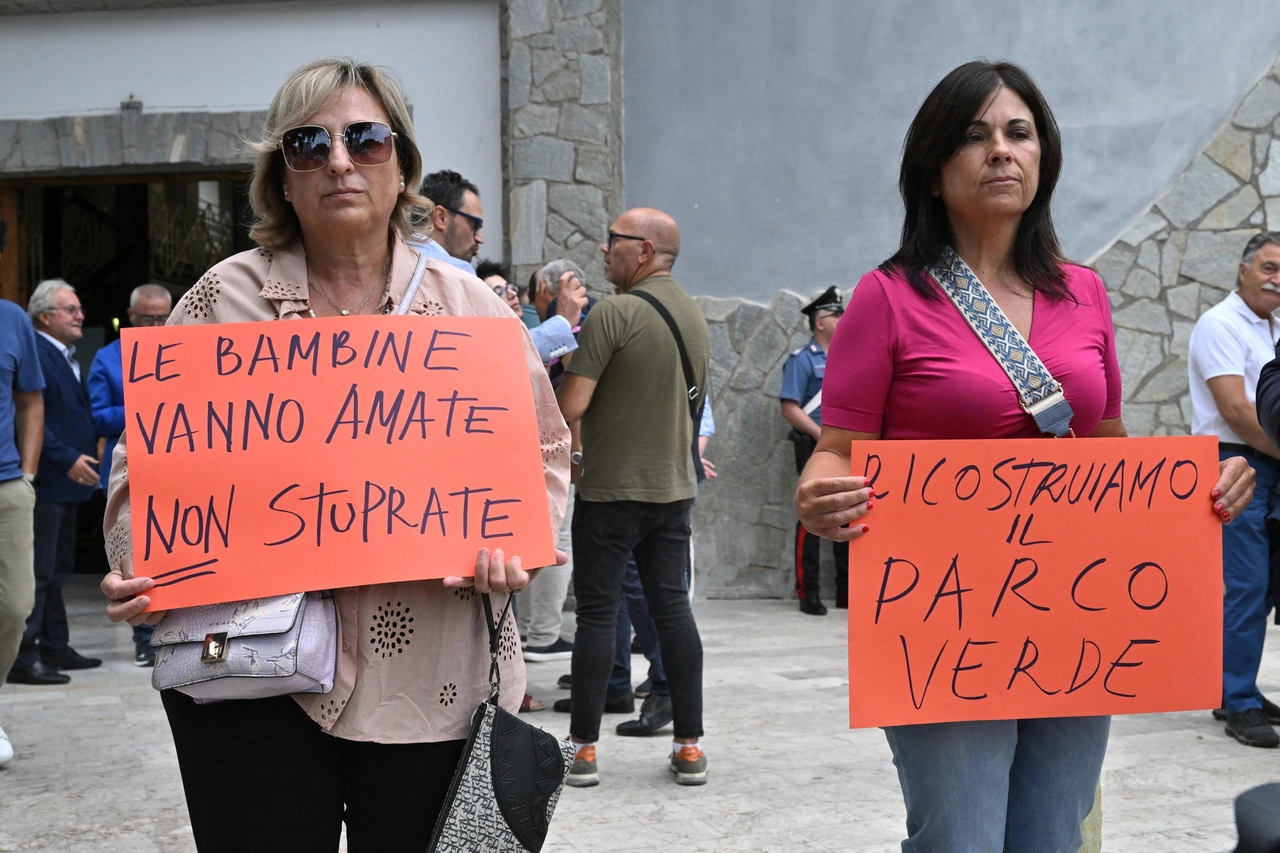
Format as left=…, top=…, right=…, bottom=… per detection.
left=5, top=174, right=252, bottom=574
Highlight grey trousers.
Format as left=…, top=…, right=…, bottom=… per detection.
left=0, top=477, right=37, bottom=681
left=517, top=484, right=574, bottom=648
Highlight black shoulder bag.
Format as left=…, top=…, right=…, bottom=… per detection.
left=428, top=594, right=574, bottom=852
left=627, top=289, right=708, bottom=481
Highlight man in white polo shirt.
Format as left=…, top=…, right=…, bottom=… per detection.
left=1189, top=231, right=1280, bottom=748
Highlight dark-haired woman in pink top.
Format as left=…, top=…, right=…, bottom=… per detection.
left=795, top=60, right=1255, bottom=852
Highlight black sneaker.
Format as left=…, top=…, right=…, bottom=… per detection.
left=523, top=638, right=574, bottom=662
left=134, top=642, right=156, bottom=667
left=1213, top=696, right=1280, bottom=724
left=1225, top=708, right=1280, bottom=748
left=557, top=673, right=572, bottom=689
left=616, top=693, right=673, bottom=737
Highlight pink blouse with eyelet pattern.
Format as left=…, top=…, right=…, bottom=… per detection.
left=103, top=234, right=571, bottom=744
left=822, top=264, right=1122, bottom=439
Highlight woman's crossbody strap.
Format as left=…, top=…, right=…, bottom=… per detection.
left=927, top=247, right=1074, bottom=438
left=395, top=251, right=430, bottom=316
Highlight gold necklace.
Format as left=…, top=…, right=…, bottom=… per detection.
left=307, top=252, right=392, bottom=317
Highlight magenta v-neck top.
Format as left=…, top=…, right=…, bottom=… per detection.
left=823, top=264, right=1121, bottom=439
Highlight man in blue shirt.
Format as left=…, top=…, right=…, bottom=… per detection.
left=780, top=286, right=846, bottom=616
left=88, top=284, right=171, bottom=666
left=0, top=217, right=46, bottom=765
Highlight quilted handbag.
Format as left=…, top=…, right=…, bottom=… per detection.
left=428, top=594, right=575, bottom=853
left=149, top=591, right=337, bottom=705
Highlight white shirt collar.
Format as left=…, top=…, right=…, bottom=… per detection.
left=36, top=329, right=76, bottom=359
left=1226, top=290, right=1274, bottom=328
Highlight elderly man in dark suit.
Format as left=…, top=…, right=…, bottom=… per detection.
left=7, top=280, right=101, bottom=685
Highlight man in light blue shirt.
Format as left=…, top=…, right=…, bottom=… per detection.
left=408, top=169, right=483, bottom=275
left=409, top=170, right=581, bottom=364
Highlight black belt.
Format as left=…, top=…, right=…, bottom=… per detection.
left=1220, top=442, right=1255, bottom=455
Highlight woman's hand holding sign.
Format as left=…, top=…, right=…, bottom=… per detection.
left=795, top=426, right=880, bottom=541
left=1213, top=455, right=1255, bottom=523
left=444, top=548, right=570, bottom=594
left=101, top=553, right=166, bottom=627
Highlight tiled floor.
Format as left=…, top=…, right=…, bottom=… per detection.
left=1, top=577, right=1277, bottom=851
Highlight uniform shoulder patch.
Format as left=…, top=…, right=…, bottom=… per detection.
left=790, top=347, right=804, bottom=356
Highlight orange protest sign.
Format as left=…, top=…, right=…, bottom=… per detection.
left=847, top=436, right=1222, bottom=728
left=121, top=316, right=555, bottom=610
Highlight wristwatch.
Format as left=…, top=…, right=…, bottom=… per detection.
left=570, top=451, right=583, bottom=465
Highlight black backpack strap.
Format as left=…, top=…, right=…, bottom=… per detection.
left=627, top=289, right=701, bottom=420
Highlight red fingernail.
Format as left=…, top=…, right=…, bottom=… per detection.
left=1221, top=511, right=1231, bottom=519
left=860, top=525, right=870, bottom=533
left=1212, top=489, right=1222, bottom=498
left=865, top=500, right=874, bottom=511
left=1214, top=503, right=1224, bottom=512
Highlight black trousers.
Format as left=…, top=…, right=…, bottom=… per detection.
left=17, top=501, right=76, bottom=667
left=792, top=436, right=848, bottom=606
left=794, top=522, right=848, bottom=606
left=569, top=496, right=703, bottom=742
left=161, top=690, right=464, bottom=853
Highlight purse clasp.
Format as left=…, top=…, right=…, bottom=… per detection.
left=201, top=632, right=230, bottom=663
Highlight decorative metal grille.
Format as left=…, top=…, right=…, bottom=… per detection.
left=149, top=187, right=234, bottom=284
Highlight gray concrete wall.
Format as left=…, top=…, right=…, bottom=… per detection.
left=621, top=0, right=1280, bottom=302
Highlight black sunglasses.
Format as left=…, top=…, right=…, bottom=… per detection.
left=606, top=231, right=646, bottom=250
left=279, top=121, right=397, bottom=172
left=442, top=206, right=483, bottom=234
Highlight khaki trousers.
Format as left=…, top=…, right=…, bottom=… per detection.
left=516, top=485, right=574, bottom=648
left=0, top=477, right=37, bottom=681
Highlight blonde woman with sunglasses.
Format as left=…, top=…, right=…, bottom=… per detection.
left=99, top=58, right=570, bottom=852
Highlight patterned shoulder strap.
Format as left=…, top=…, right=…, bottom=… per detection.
left=927, top=247, right=1074, bottom=438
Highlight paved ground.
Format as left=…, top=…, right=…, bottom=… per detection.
left=1, top=577, right=1279, bottom=852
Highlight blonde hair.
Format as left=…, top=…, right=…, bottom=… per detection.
left=247, top=58, right=431, bottom=250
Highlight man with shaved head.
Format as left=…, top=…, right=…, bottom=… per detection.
left=556, top=208, right=711, bottom=787
left=88, top=283, right=172, bottom=666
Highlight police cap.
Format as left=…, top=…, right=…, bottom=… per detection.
left=801, top=286, right=844, bottom=318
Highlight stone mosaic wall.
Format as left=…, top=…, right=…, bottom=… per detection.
left=1090, top=53, right=1280, bottom=436
left=691, top=290, right=818, bottom=599
left=0, top=103, right=263, bottom=178
left=501, top=0, right=623, bottom=294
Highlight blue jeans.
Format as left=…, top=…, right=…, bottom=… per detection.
left=1221, top=447, right=1280, bottom=714
left=884, top=716, right=1110, bottom=852
left=610, top=556, right=669, bottom=697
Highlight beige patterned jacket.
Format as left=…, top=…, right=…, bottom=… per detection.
left=104, top=234, right=571, bottom=743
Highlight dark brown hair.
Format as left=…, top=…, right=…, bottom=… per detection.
left=881, top=60, right=1068, bottom=300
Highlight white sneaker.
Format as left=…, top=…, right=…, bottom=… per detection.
left=0, top=723, right=12, bottom=767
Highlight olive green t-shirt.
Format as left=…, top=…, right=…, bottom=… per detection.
left=566, top=274, right=710, bottom=503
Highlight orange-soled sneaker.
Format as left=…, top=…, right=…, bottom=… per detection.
left=670, top=744, right=708, bottom=786
left=566, top=743, right=599, bottom=787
